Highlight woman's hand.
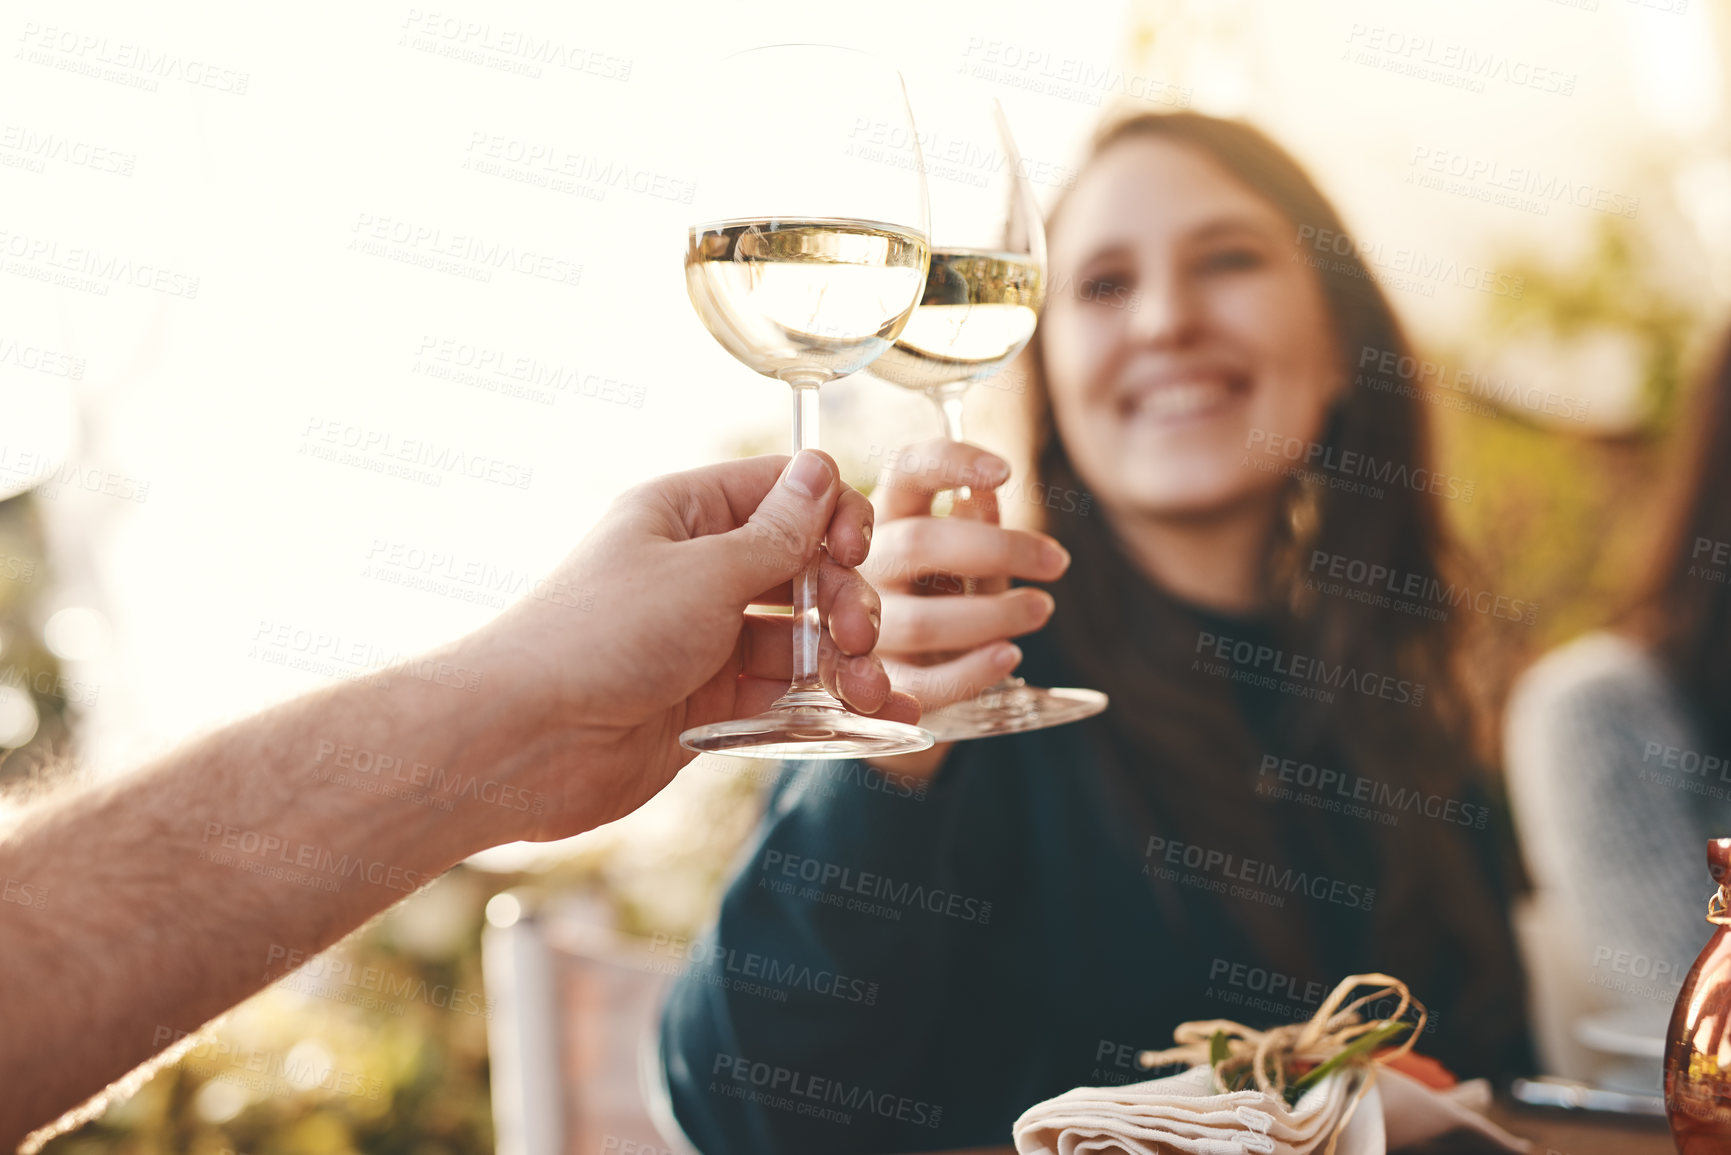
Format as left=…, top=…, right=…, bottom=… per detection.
left=862, top=439, right=1071, bottom=775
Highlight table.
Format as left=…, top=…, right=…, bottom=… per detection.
left=1407, top=1100, right=1673, bottom=1154
left=911, top=1100, right=1676, bottom=1155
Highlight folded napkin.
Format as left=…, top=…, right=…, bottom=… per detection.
left=1011, top=1063, right=1533, bottom=1155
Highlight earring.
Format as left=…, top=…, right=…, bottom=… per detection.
left=1285, top=471, right=1322, bottom=546
left=1277, top=473, right=1325, bottom=616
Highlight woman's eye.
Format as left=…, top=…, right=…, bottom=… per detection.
left=1079, top=276, right=1127, bottom=300
left=1199, top=248, right=1264, bottom=273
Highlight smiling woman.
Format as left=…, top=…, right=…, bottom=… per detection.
left=1035, top=120, right=1349, bottom=612
left=658, top=111, right=1535, bottom=1155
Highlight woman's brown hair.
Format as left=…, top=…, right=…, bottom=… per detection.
left=1015, top=112, right=1530, bottom=1076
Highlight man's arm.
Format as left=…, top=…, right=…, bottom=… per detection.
left=0, top=630, right=531, bottom=1142
left=0, top=450, right=919, bottom=1145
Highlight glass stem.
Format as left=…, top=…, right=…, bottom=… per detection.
left=933, top=383, right=1022, bottom=700
left=933, top=385, right=981, bottom=598
left=787, top=377, right=826, bottom=699
left=936, top=387, right=971, bottom=504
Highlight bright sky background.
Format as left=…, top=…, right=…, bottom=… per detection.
left=1, top=0, right=1725, bottom=799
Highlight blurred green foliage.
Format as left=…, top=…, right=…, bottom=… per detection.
left=1434, top=216, right=1708, bottom=711
left=41, top=868, right=500, bottom=1155
left=0, top=493, right=74, bottom=784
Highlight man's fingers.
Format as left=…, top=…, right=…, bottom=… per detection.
left=704, top=450, right=843, bottom=603
left=824, top=566, right=882, bottom=656
left=824, top=655, right=923, bottom=723
left=733, top=675, right=800, bottom=720
left=734, top=679, right=922, bottom=725
left=865, top=517, right=1069, bottom=589
left=872, top=689, right=923, bottom=726
left=657, top=453, right=787, bottom=535
left=871, top=439, right=1011, bottom=521
left=737, top=570, right=883, bottom=684
left=737, top=617, right=907, bottom=717
left=747, top=558, right=881, bottom=651
left=877, top=587, right=1052, bottom=655
left=884, top=644, right=1023, bottom=710
left=826, top=487, right=875, bottom=569
left=823, top=651, right=893, bottom=714
left=733, top=663, right=921, bottom=725
left=879, top=692, right=920, bottom=727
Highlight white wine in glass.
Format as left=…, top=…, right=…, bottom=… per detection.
left=686, top=218, right=929, bottom=381
left=869, top=92, right=1107, bottom=742
left=869, top=248, right=1043, bottom=392
left=678, top=46, right=937, bottom=760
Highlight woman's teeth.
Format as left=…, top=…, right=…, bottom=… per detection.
left=1134, top=381, right=1230, bottom=420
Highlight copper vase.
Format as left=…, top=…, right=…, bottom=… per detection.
left=1665, top=837, right=1731, bottom=1151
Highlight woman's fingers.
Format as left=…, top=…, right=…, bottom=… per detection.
left=871, top=438, right=1011, bottom=521
left=865, top=517, right=1069, bottom=591
left=884, top=644, right=1024, bottom=710
left=877, top=587, right=1053, bottom=655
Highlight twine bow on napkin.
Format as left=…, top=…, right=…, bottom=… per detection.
left=1011, top=973, right=1532, bottom=1155
left=1135, top=971, right=1423, bottom=1140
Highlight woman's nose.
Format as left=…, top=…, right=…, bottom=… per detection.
left=1123, top=269, right=1202, bottom=349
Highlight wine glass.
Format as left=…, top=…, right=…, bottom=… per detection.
left=866, top=84, right=1107, bottom=742
left=679, top=44, right=936, bottom=760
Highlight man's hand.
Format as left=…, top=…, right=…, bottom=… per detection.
left=473, top=450, right=920, bottom=841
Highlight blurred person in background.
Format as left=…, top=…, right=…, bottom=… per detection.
left=1505, top=331, right=1731, bottom=1037
left=658, top=112, right=1534, bottom=1155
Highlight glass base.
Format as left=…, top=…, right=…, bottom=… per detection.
left=680, top=692, right=935, bottom=761
left=920, top=679, right=1107, bottom=743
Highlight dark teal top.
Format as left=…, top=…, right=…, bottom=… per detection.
left=659, top=611, right=1532, bottom=1153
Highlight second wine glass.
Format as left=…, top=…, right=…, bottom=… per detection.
left=867, top=85, right=1107, bottom=742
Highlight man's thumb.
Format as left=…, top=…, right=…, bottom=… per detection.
left=710, top=450, right=838, bottom=602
